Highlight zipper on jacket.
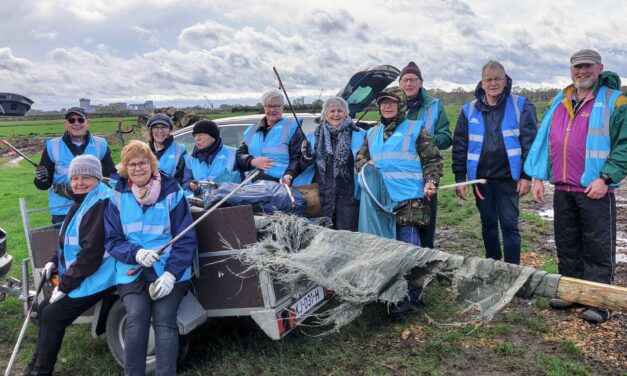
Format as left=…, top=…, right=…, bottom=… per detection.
left=562, top=118, right=573, bottom=184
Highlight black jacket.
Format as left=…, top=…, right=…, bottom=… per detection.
left=34, top=131, right=118, bottom=190
left=452, top=76, right=538, bottom=182
left=236, top=117, right=305, bottom=182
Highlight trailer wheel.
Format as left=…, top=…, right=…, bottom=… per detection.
left=105, top=299, right=189, bottom=372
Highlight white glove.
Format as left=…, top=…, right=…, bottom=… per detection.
left=41, top=262, right=56, bottom=280
left=135, top=249, right=160, bottom=267
left=149, top=271, right=176, bottom=301
left=49, top=286, right=66, bottom=304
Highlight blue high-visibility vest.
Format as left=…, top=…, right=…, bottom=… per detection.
left=367, top=119, right=425, bottom=202
left=524, top=86, right=623, bottom=187
left=463, top=95, right=525, bottom=181
left=184, top=145, right=237, bottom=182
left=243, top=118, right=298, bottom=179
left=157, top=142, right=186, bottom=176
left=58, top=183, right=115, bottom=298
left=419, top=99, right=440, bottom=135
left=46, top=136, right=108, bottom=215
left=292, top=127, right=366, bottom=199
left=109, top=188, right=191, bottom=285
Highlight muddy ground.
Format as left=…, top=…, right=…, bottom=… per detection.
left=434, top=182, right=626, bottom=374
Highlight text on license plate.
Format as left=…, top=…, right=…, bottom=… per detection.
left=290, top=286, right=324, bottom=319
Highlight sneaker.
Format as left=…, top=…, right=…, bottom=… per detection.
left=582, top=308, right=610, bottom=324
left=388, top=297, right=418, bottom=318
left=550, top=298, right=573, bottom=309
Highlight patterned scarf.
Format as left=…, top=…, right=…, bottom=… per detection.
left=314, top=116, right=356, bottom=185
left=131, top=172, right=161, bottom=207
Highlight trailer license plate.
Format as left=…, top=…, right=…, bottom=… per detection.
left=291, top=286, right=324, bottom=319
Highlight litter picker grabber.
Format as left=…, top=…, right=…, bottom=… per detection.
left=272, top=67, right=303, bottom=134
left=4, top=275, right=47, bottom=376
left=126, top=169, right=261, bottom=277
left=2, top=139, right=38, bottom=167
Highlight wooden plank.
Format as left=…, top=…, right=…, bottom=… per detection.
left=556, top=276, right=627, bottom=312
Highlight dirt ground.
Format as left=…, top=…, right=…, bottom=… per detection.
left=439, top=181, right=627, bottom=373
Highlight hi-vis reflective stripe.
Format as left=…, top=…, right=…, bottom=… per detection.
left=507, top=148, right=522, bottom=156
left=587, top=150, right=610, bottom=159
left=468, top=153, right=480, bottom=161
left=375, top=152, right=419, bottom=161
left=588, top=128, right=609, bottom=136
left=502, top=129, right=520, bottom=137
left=143, top=224, right=169, bottom=235
left=382, top=171, right=423, bottom=179
left=122, top=222, right=143, bottom=233
left=402, top=121, right=418, bottom=150
left=262, top=146, right=287, bottom=153
left=51, top=138, right=60, bottom=162
left=66, top=236, right=79, bottom=246
left=468, top=134, right=483, bottom=142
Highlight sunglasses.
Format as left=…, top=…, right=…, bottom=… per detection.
left=67, top=117, right=86, bottom=124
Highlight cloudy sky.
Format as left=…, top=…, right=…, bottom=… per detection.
left=1, top=0, right=626, bottom=110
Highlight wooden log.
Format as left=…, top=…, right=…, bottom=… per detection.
left=556, top=276, right=627, bottom=312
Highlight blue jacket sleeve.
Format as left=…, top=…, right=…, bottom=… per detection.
left=104, top=199, right=141, bottom=265
left=165, top=194, right=197, bottom=280
left=518, top=99, right=539, bottom=180
left=181, top=164, right=194, bottom=191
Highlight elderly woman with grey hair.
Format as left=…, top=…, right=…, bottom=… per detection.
left=294, top=96, right=366, bottom=230
left=236, top=89, right=305, bottom=184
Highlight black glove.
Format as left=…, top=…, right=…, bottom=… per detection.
left=35, top=165, right=49, bottom=182
left=301, top=140, right=312, bottom=160
left=53, top=183, right=74, bottom=200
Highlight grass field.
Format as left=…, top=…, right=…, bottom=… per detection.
left=0, top=110, right=623, bottom=375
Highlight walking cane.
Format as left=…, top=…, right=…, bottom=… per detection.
left=126, top=169, right=261, bottom=276
left=4, top=276, right=47, bottom=376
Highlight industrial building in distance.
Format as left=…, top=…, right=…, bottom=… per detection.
left=79, top=98, right=155, bottom=113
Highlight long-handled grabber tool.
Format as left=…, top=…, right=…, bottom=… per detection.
left=126, top=169, right=261, bottom=277
left=2, top=139, right=38, bottom=167
left=4, top=276, right=47, bottom=376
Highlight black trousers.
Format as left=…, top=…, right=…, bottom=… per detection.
left=31, top=288, right=112, bottom=375
left=418, top=194, right=438, bottom=248
left=553, top=190, right=616, bottom=284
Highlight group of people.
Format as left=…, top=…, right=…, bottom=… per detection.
left=26, top=48, right=626, bottom=375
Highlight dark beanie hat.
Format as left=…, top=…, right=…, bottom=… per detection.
left=192, top=119, right=219, bottom=139
left=400, top=62, right=423, bottom=81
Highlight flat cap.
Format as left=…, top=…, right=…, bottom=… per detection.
left=570, top=49, right=602, bottom=66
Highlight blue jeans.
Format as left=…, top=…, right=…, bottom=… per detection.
left=396, top=224, right=421, bottom=246
left=474, top=181, right=520, bottom=264
left=121, top=281, right=188, bottom=376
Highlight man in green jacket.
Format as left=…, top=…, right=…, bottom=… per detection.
left=400, top=62, right=452, bottom=248
left=525, top=49, right=627, bottom=324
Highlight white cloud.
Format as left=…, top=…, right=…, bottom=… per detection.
left=1, top=0, right=626, bottom=110
left=30, top=30, right=59, bottom=41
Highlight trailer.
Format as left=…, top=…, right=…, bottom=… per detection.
left=0, top=200, right=330, bottom=372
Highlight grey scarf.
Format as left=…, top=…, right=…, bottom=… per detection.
left=314, top=116, right=356, bottom=185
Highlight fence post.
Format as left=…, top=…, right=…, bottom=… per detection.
left=117, top=121, right=125, bottom=146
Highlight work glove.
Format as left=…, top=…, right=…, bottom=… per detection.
left=53, top=183, right=74, bottom=200
left=135, top=248, right=160, bottom=267
left=301, top=140, right=312, bottom=160
left=149, top=271, right=176, bottom=301
left=35, top=165, right=49, bottom=182
left=41, top=262, right=56, bottom=280
left=49, top=286, right=66, bottom=304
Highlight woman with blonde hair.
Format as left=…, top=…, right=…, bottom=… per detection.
left=105, top=140, right=196, bottom=376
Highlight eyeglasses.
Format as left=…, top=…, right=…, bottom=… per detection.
left=151, top=126, right=169, bottom=132
left=482, top=77, right=505, bottom=84
left=400, top=78, right=420, bottom=84
left=127, top=160, right=150, bottom=170
left=264, top=104, right=282, bottom=109
left=67, top=117, right=86, bottom=124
